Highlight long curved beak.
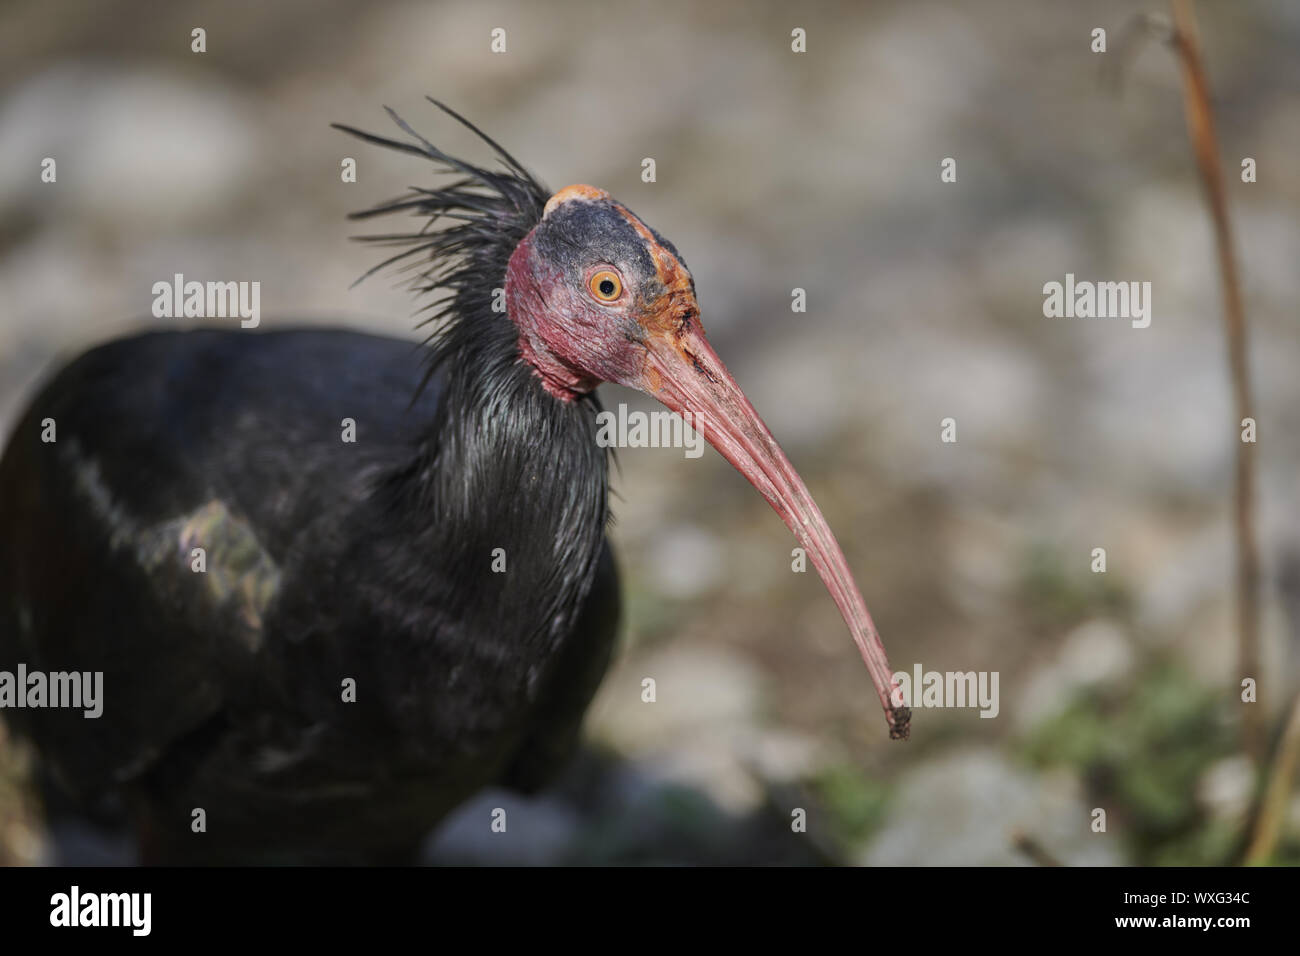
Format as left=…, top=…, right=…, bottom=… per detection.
left=636, top=323, right=910, bottom=739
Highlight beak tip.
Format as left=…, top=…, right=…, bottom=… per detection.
left=889, top=705, right=912, bottom=741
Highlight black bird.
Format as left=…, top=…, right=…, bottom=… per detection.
left=0, top=101, right=907, bottom=863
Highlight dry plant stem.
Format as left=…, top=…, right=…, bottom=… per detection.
left=1010, top=830, right=1063, bottom=867
left=1169, top=0, right=1262, bottom=763
left=1243, top=693, right=1300, bottom=864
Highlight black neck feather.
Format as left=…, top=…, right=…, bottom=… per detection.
left=334, top=101, right=610, bottom=663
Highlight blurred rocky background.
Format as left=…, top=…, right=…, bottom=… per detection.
left=1, top=0, right=1298, bottom=865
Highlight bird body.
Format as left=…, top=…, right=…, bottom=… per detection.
left=1, top=327, right=617, bottom=860
left=0, top=101, right=905, bottom=863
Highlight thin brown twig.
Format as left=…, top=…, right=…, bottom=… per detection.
left=1168, top=0, right=1263, bottom=764
left=1010, top=829, right=1064, bottom=867
left=1243, top=692, right=1300, bottom=864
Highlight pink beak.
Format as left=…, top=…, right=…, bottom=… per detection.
left=638, top=324, right=909, bottom=739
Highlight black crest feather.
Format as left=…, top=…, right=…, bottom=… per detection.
left=331, top=99, right=551, bottom=398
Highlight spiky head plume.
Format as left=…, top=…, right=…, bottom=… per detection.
left=332, top=99, right=551, bottom=396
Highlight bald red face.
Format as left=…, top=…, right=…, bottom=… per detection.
left=505, top=185, right=910, bottom=740
left=504, top=185, right=704, bottom=400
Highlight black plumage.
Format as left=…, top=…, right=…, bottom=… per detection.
left=0, top=105, right=618, bottom=862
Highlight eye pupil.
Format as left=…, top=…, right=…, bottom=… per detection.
left=590, top=270, right=622, bottom=301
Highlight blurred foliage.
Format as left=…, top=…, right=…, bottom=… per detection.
left=1020, top=661, right=1260, bottom=865
left=1019, top=543, right=1132, bottom=630
left=811, top=762, right=892, bottom=848
left=620, top=579, right=687, bottom=651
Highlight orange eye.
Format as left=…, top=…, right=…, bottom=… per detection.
left=589, top=269, right=622, bottom=303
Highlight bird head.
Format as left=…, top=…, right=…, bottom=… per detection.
left=505, top=184, right=702, bottom=400
left=338, top=103, right=909, bottom=739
